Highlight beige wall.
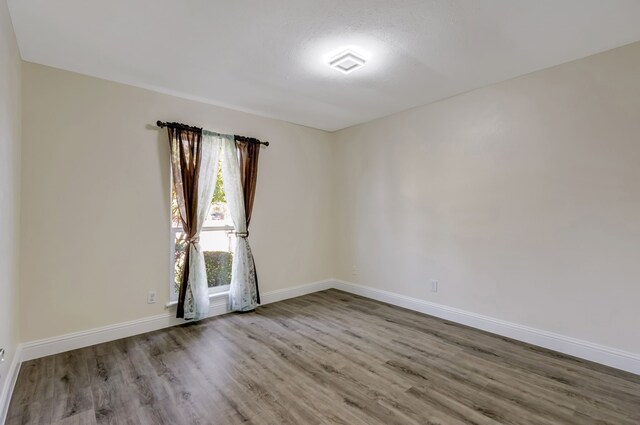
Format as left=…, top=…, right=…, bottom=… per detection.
left=332, top=42, right=640, bottom=354
left=0, top=0, right=21, bottom=394
left=20, top=63, right=334, bottom=341
left=18, top=41, right=640, bottom=357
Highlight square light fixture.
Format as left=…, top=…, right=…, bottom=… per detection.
left=328, top=49, right=366, bottom=74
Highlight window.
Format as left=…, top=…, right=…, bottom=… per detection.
left=170, top=156, right=235, bottom=302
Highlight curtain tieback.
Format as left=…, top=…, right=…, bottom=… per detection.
left=234, top=231, right=249, bottom=238
left=181, top=235, right=200, bottom=244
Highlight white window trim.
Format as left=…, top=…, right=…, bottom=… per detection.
left=165, top=289, right=229, bottom=308
left=169, top=150, right=235, bottom=303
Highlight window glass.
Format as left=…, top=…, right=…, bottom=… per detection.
left=171, top=156, right=234, bottom=300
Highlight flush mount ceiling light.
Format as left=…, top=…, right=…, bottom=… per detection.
left=328, top=48, right=366, bottom=74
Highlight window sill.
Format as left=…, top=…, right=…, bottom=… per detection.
left=165, top=290, right=229, bottom=308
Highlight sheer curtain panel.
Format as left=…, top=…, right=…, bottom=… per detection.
left=221, top=136, right=260, bottom=311
left=183, top=131, right=221, bottom=320
left=168, top=127, right=221, bottom=320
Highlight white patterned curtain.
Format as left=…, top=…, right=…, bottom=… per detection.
left=221, top=136, right=259, bottom=311
left=183, top=131, right=222, bottom=320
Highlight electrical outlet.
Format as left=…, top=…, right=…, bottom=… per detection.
left=147, top=291, right=157, bottom=304
left=431, top=280, right=438, bottom=292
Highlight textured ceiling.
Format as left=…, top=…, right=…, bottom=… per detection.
left=8, top=0, right=640, bottom=131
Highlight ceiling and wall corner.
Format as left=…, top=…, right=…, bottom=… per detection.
left=7, top=0, right=640, bottom=131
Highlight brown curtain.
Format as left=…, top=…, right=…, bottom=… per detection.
left=168, top=126, right=203, bottom=318
left=235, top=137, right=261, bottom=303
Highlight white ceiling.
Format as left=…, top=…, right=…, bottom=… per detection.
left=8, top=1, right=640, bottom=131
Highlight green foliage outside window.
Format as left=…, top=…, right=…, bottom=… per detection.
left=174, top=242, right=233, bottom=294
left=204, top=251, right=233, bottom=287
left=172, top=159, right=231, bottom=295
left=211, top=165, right=226, bottom=204
left=172, top=163, right=226, bottom=224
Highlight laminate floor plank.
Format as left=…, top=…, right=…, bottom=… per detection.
left=7, top=290, right=640, bottom=424
left=50, top=410, right=97, bottom=425
left=209, top=321, right=371, bottom=425
left=310, top=291, right=640, bottom=420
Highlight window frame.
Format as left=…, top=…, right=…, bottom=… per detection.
left=169, top=224, right=234, bottom=302
left=168, top=155, right=234, bottom=303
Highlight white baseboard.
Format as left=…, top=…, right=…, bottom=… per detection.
left=5, top=276, right=638, bottom=418
left=0, top=345, right=22, bottom=425
left=20, top=279, right=333, bottom=362
left=332, top=279, right=640, bottom=375
left=260, top=279, right=334, bottom=304
left=20, top=312, right=190, bottom=362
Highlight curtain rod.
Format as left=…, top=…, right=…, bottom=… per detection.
left=156, top=121, right=270, bottom=147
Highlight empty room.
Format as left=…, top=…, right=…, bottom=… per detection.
left=1, top=1, right=639, bottom=424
